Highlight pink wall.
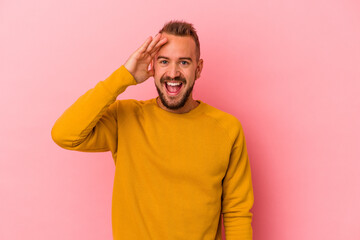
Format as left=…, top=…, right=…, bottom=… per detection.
left=1, top=0, right=359, bottom=239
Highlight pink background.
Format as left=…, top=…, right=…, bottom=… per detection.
left=1, top=0, right=359, bottom=239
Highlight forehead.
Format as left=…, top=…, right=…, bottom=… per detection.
left=156, top=33, right=197, bottom=59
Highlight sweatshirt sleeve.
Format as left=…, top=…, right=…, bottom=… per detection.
left=222, top=121, right=254, bottom=239
left=51, top=65, right=137, bottom=158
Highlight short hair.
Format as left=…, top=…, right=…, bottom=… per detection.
left=159, top=20, right=200, bottom=61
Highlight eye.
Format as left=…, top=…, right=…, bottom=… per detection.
left=159, top=60, right=168, bottom=64
left=180, top=61, right=189, bottom=65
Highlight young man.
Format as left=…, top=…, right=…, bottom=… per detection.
left=51, top=20, right=254, bottom=240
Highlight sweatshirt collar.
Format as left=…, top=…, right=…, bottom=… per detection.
left=151, top=97, right=206, bottom=117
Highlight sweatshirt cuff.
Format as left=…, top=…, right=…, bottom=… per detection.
left=102, top=65, right=138, bottom=96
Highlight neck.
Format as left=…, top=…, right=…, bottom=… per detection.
left=156, top=97, right=200, bottom=114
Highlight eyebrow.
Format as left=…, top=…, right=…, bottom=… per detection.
left=157, top=56, right=193, bottom=62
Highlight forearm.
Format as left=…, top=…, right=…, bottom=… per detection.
left=51, top=65, right=137, bottom=149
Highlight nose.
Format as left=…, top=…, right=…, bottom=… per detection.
left=167, top=63, right=181, bottom=79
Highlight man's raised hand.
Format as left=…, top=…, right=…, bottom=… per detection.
left=124, top=33, right=168, bottom=84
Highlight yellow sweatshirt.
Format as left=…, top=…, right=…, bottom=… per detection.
left=51, top=65, right=254, bottom=240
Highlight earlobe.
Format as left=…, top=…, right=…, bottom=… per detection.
left=196, top=70, right=200, bottom=80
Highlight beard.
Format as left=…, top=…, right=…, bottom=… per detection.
left=155, top=74, right=195, bottom=110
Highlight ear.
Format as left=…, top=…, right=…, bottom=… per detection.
left=195, top=59, right=204, bottom=80
left=148, top=59, right=155, bottom=76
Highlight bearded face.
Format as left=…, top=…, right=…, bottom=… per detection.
left=153, top=33, right=203, bottom=112
left=155, top=72, right=196, bottom=110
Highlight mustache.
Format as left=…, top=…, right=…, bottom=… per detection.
left=160, top=75, right=186, bottom=84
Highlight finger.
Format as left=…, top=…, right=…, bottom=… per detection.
left=137, top=36, right=153, bottom=54
left=150, top=37, right=167, bottom=53
left=150, top=37, right=168, bottom=57
left=145, top=33, right=162, bottom=53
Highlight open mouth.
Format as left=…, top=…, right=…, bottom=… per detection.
left=164, top=81, right=184, bottom=96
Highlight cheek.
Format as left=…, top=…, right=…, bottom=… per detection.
left=185, top=69, right=196, bottom=79
left=153, top=72, right=162, bottom=83
left=154, top=67, right=168, bottom=80
left=153, top=71, right=163, bottom=85
left=154, top=66, right=163, bottom=77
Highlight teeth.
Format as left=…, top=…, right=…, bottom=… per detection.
left=166, top=82, right=182, bottom=86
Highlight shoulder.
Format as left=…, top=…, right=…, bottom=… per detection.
left=114, top=98, right=153, bottom=113
left=202, top=103, right=244, bottom=141
left=115, top=98, right=152, bottom=107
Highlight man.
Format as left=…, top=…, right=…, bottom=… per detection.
left=51, top=20, right=254, bottom=240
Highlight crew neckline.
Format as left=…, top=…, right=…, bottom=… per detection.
left=151, top=97, right=206, bottom=117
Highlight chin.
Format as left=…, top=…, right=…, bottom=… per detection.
left=158, top=91, right=188, bottom=110
left=155, top=82, right=195, bottom=110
